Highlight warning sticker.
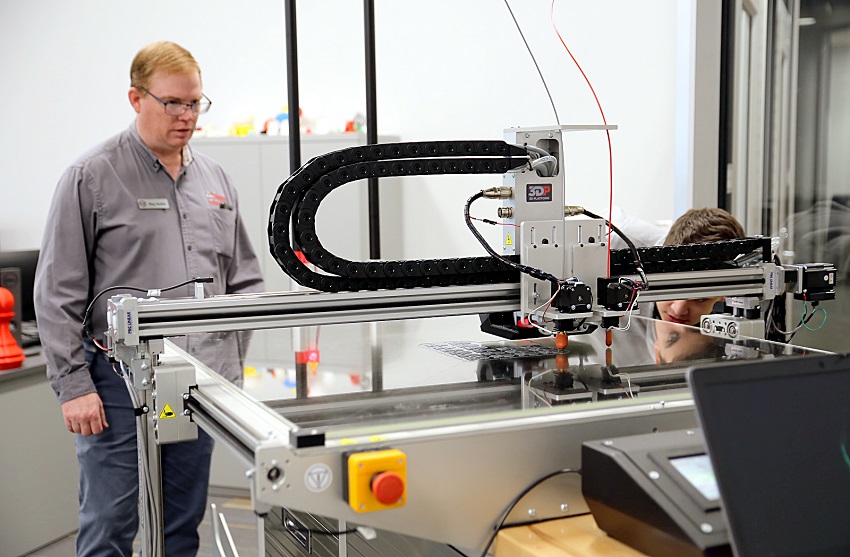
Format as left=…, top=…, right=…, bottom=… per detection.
left=159, top=403, right=177, bottom=420
left=505, top=233, right=513, bottom=246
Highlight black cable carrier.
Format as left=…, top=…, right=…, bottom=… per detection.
left=610, top=237, right=772, bottom=276
left=268, top=140, right=529, bottom=292
left=267, top=140, right=773, bottom=292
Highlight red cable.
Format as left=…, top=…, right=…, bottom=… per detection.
left=550, top=0, right=614, bottom=276
left=92, top=337, right=108, bottom=352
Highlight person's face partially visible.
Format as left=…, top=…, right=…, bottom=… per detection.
left=656, top=297, right=723, bottom=326
left=653, top=320, right=716, bottom=363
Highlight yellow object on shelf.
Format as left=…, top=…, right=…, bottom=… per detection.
left=229, top=124, right=255, bottom=137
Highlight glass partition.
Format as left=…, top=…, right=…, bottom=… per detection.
left=184, top=314, right=816, bottom=436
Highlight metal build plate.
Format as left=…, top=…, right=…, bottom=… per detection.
left=177, top=312, right=825, bottom=554
left=183, top=313, right=819, bottom=431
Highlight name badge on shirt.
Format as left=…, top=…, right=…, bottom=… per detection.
left=137, top=198, right=170, bottom=210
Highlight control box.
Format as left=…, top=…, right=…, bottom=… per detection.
left=583, top=429, right=731, bottom=557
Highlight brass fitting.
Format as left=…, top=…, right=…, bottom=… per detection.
left=564, top=205, right=585, bottom=217
left=482, top=186, right=513, bottom=199
left=497, top=207, right=514, bottom=219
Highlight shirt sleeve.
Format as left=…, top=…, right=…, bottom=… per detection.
left=34, top=165, right=98, bottom=404
left=609, top=206, right=670, bottom=249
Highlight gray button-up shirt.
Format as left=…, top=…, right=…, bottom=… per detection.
left=35, top=123, right=264, bottom=404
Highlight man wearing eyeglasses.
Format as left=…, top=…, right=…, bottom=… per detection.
left=34, top=41, right=264, bottom=556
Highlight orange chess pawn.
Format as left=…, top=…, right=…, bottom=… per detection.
left=0, top=286, right=25, bottom=370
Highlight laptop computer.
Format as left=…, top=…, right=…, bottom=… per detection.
left=688, top=353, right=850, bottom=557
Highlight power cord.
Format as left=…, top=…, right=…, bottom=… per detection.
left=268, top=523, right=358, bottom=537
left=503, top=0, right=561, bottom=126
left=81, top=277, right=214, bottom=343
left=464, top=190, right=561, bottom=291
left=478, top=468, right=582, bottom=557
left=579, top=208, right=648, bottom=288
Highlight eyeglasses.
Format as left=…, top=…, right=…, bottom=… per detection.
left=138, top=86, right=212, bottom=115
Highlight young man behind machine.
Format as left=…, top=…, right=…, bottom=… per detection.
left=34, top=41, right=264, bottom=556
left=652, top=207, right=746, bottom=326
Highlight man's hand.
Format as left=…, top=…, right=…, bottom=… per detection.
left=62, top=392, right=109, bottom=436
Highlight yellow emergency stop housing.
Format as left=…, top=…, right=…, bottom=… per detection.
left=346, top=448, right=407, bottom=513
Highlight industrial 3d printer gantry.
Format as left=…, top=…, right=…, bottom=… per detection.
left=103, top=126, right=834, bottom=556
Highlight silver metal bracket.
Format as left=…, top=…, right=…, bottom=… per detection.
left=700, top=314, right=765, bottom=340
left=107, top=294, right=140, bottom=349
left=151, top=355, right=198, bottom=445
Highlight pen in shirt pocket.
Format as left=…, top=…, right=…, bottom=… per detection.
left=219, top=202, right=233, bottom=211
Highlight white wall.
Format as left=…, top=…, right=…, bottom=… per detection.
left=1, top=0, right=683, bottom=259
left=826, top=29, right=850, bottom=203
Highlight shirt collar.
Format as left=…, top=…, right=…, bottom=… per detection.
left=182, top=144, right=194, bottom=167
left=128, top=122, right=195, bottom=171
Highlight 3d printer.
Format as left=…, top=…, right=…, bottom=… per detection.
left=103, top=126, right=834, bottom=556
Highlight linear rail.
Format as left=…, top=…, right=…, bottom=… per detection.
left=108, top=266, right=770, bottom=345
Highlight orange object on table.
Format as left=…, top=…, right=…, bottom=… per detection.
left=0, top=287, right=25, bottom=370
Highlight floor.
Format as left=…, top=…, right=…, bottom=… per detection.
left=25, top=495, right=260, bottom=557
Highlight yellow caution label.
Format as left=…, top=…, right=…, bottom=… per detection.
left=505, top=233, right=513, bottom=246
left=159, top=403, right=177, bottom=420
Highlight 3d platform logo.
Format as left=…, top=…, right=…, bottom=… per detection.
left=526, top=183, right=553, bottom=202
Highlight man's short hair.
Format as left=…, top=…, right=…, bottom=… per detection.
left=130, top=41, right=201, bottom=91
left=664, top=207, right=745, bottom=245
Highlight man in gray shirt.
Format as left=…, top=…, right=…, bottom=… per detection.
left=34, top=41, right=264, bottom=556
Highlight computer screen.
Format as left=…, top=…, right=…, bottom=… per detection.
left=0, top=249, right=39, bottom=322
left=690, top=354, right=850, bottom=557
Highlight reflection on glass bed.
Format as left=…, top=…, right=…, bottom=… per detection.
left=186, top=314, right=817, bottom=432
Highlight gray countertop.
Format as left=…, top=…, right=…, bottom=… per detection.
left=0, top=347, right=46, bottom=385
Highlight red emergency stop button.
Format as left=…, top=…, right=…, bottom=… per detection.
left=371, top=471, right=405, bottom=505
left=347, top=449, right=407, bottom=512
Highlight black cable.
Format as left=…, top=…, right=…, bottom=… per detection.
left=478, top=468, right=581, bottom=557
left=503, top=0, right=561, bottom=126
left=448, top=544, right=471, bottom=556
left=766, top=295, right=821, bottom=343
left=580, top=208, right=648, bottom=288
left=788, top=300, right=821, bottom=343
left=269, top=524, right=357, bottom=536
left=81, top=277, right=214, bottom=340
left=464, top=191, right=560, bottom=288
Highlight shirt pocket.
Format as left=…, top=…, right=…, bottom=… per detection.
left=209, top=205, right=237, bottom=260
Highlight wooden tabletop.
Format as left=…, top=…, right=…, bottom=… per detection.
left=496, top=514, right=649, bottom=557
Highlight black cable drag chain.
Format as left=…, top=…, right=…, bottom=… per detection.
left=268, top=141, right=528, bottom=291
